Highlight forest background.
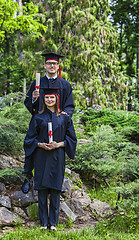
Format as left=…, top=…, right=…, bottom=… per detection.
left=0, top=0, right=138, bottom=239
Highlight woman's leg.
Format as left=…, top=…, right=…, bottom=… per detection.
left=49, top=189, right=61, bottom=227
left=38, top=189, right=49, bottom=227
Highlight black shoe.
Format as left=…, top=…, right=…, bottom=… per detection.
left=61, top=190, right=66, bottom=194
left=21, top=179, right=30, bottom=194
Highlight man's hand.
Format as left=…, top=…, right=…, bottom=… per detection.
left=61, top=111, right=67, bottom=115
left=32, top=90, right=40, bottom=101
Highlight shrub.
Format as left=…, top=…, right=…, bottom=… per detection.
left=80, top=108, right=139, bottom=142
left=66, top=125, right=139, bottom=183
left=115, top=180, right=139, bottom=215
left=0, top=98, right=31, bottom=155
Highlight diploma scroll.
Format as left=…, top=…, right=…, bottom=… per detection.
left=35, top=73, right=40, bottom=90
left=48, top=122, right=53, bottom=143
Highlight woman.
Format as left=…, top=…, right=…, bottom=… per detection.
left=24, top=88, right=77, bottom=231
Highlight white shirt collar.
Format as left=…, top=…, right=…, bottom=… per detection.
left=46, top=74, right=57, bottom=79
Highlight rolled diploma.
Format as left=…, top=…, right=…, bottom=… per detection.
left=36, top=73, right=40, bottom=90
left=48, top=122, right=53, bottom=143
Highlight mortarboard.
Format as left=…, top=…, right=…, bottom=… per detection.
left=42, top=88, right=59, bottom=95
left=41, top=52, right=64, bottom=62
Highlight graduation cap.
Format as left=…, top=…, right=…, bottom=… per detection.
left=43, top=88, right=59, bottom=95
left=41, top=52, right=64, bottom=62
left=41, top=52, right=64, bottom=78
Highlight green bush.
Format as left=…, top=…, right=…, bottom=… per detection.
left=0, top=125, right=25, bottom=155
left=0, top=98, right=31, bottom=155
left=80, top=108, right=139, bottom=142
left=66, top=125, right=139, bottom=183
left=115, top=180, right=139, bottom=215
left=2, top=102, right=31, bottom=133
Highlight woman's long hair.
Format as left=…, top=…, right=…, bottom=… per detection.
left=39, top=95, right=59, bottom=116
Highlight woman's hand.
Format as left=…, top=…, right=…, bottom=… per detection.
left=38, top=141, right=64, bottom=150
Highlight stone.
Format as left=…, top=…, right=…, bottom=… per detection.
left=91, top=105, right=103, bottom=111
left=60, top=202, right=77, bottom=222
left=90, top=199, right=112, bottom=217
left=71, top=172, right=81, bottom=183
left=0, top=195, right=11, bottom=208
left=61, top=177, right=72, bottom=198
left=0, top=155, right=20, bottom=169
left=71, top=190, right=91, bottom=206
left=78, top=139, right=92, bottom=144
left=11, top=190, right=38, bottom=207
left=0, top=207, right=19, bottom=226
left=65, top=168, right=71, bottom=175
left=66, top=199, right=85, bottom=217
left=0, top=182, right=6, bottom=193
left=13, top=207, right=29, bottom=219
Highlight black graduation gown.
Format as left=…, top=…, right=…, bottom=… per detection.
left=24, top=109, right=77, bottom=191
left=24, top=75, right=75, bottom=118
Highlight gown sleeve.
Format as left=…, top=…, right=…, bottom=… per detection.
left=62, top=82, right=75, bottom=118
left=24, top=116, right=39, bottom=157
left=63, top=117, right=77, bottom=159
left=24, top=80, right=39, bottom=115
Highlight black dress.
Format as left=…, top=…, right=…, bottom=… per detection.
left=24, top=108, right=77, bottom=191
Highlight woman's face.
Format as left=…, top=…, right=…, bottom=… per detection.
left=44, top=94, right=56, bottom=108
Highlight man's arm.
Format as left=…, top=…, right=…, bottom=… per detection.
left=62, top=80, right=75, bottom=118
left=24, top=81, right=40, bottom=115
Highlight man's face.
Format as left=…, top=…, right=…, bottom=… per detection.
left=44, top=60, right=59, bottom=76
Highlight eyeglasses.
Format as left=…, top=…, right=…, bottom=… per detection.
left=45, top=62, right=58, bottom=66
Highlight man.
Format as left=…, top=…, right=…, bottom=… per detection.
left=22, top=52, right=75, bottom=193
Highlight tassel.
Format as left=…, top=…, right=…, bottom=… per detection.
left=59, top=65, right=62, bottom=78
left=58, top=95, right=60, bottom=111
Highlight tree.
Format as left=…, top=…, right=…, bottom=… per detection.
left=38, top=0, right=128, bottom=109
left=0, top=0, right=46, bottom=93
left=0, top=0, right=129, bottom=110
left=110, top=0, right=139, bottom=110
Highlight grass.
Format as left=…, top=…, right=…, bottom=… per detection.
left=86, top=180, right=118, bottom=208
left=0, top=221, right=138, bottom=240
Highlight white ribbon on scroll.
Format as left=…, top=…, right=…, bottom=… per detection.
left=48, top=122, right=53, bottom=143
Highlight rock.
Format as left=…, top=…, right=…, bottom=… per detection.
left=66, top=199, right=85, bottom=217
left=13, top=207, right=29, bottom=219
left=78, top=139, right=92, bottom=144
left=0, top=155, right=20, bottom=169
left=71, top=190, right=91, bottom=206
left=61, top=177, right=72, bottom=198
left=11, top=190, right=38, bottom=207
left=65, top=168, right=71, bottom=175
left=90, top=199, right=112, bottom=217
left=60, top=202, right=77, bottom=222
left=76, top=213, right=92, bottom=223
left=0, top=207, right=19, bottom=226
left=0, top=182, right=6, bottom=193
left=91, top=105, right=103, bottom=111
left=0, top=195, right=11, bottom=208
left=71, top=172, right=81, bottom=183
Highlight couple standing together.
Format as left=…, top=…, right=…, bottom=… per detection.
left=22, top=52, right=77, bottom=231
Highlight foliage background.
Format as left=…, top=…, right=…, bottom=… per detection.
left=0, top=0, right=138, bottom=238
left=1, top=0, right=136, bottom=110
